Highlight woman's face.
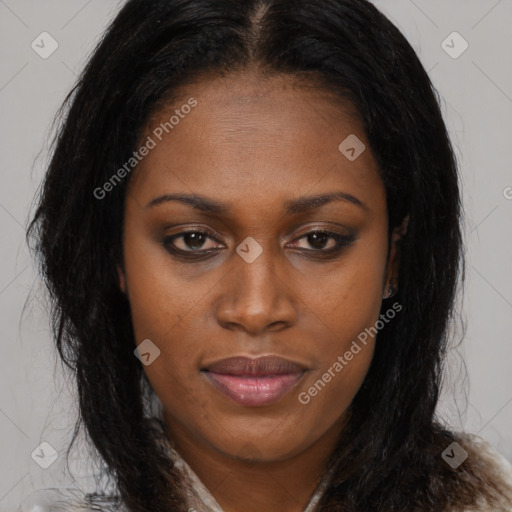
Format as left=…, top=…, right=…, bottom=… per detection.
left=120, top=72, right=399, bottom=463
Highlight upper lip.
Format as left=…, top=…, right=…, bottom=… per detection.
left=202, top=355, right=308, bottom=376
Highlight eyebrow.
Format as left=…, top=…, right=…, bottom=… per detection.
left=145, top=191, right=367, bottom=214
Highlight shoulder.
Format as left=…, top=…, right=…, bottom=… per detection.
left=459, top=432, right=512, bottom=484
left=456, top=433, right=512, bottom=512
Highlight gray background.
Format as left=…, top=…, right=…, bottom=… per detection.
left=1, top=0, right=511, bottom=509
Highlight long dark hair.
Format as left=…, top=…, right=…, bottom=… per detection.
left=26, top=0, right=510, bottom=510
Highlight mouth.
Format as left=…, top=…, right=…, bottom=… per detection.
left=200, top=355, right=308, bottom=407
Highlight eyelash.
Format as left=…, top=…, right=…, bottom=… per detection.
left=162, top=229, right=356, bottom=260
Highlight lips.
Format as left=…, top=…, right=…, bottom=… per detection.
left=201, top=355, right=308, bottom=407
left=203, top=355, right=307, bottom=376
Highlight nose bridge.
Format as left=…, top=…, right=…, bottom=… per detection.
left=237, top=239, right=278, bottom=299
left=215, top=237, right=296, bottom=333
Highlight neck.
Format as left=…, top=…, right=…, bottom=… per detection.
left=164, top=415, right=343, bottom=512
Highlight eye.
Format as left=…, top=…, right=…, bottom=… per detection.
left=163, top=228, right=356, bottom=261
left=163, top=230, right=222, bottom=255
left=288, top=230, right=356, bottom=253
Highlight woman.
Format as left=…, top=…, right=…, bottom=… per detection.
left=25, top=0, right=512, bottom=511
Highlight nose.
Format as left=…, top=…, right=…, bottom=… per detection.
left=215, top=245, right=298, bottom=335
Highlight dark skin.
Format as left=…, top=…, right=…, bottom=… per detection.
left=118, top=71, right=405, bottom=512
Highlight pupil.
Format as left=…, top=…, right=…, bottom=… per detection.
left=184, top=232, right=205, bottom=249
left=308, top=232, right=328, bottom=249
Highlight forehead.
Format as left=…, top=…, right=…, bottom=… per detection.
left=128, top=72, right=385, bottom=214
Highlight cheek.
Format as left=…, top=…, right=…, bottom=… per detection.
left=121, top=227, right=200, bottom=391
left=122, top=223, right=202, bottom=340
left=297, top=281, right=380, bottom=411
left=298, top=235, right=388, bottom=339
left=294, top=232, right=387, bottom=405
left=293, top=280, right=381, bottom=441
left=296, top=341, right=375, bottom=428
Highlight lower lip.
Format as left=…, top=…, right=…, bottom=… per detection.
left=202, top=371, right=306, bottom=407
